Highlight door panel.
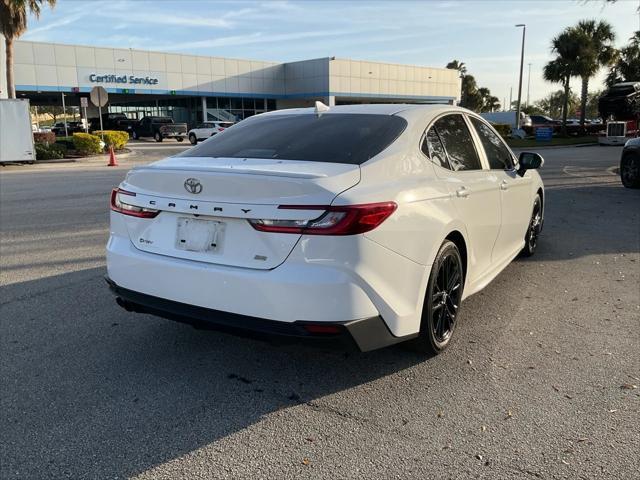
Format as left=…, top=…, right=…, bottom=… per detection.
left=466, top=115, right=533, bottom=262
left=435, top=169, right=501, bottom=281
left=423, top=114, right=501, bottom=282
left=494, top=169, right=533, bottom=260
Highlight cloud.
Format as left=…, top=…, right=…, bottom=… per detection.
left=155, top=27, right=378, bottom=52
left=23, top=12, right=86, bottom=38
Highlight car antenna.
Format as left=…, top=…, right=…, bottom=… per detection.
left=315, top=100, right=330, bottom=117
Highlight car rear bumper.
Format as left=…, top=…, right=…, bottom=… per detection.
left=106, top=276, right=416, bottom=351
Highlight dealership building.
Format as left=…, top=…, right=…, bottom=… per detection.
left=2, top=39, right=461, bottom=126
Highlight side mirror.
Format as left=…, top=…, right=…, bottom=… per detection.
left=517, top=152, right=544, bottom=177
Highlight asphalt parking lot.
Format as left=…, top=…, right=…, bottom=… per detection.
left=1, top=144, right=638, bottom=479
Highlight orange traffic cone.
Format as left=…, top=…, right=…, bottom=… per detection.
left=107, top=146, right=118, bottom=167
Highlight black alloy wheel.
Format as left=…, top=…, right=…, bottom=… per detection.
left=620, top=154, right=640, bottom=189
left=521, top=195, right=542, bottom=257
left=417, top=240, right=464, bottom=354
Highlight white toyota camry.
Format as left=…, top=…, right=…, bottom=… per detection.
left=106, top=104, right=544, bottom=353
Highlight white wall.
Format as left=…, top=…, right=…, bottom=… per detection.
left=11, top=40, right=459, bottom=102
left=12, top=41, right=284, bottom=95
left=329, top=58, right=460, bottom=101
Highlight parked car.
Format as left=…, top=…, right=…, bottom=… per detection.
left=106, top=104, right=544, bottom=354
left=51, top=121, right=83, bottom=136
left=188, top=121, right=234, bottom=145
left=90, top=113, right=136, bottom=135
left=620, top=138, right=640, bottom=189
left=131, top=116, right=187, bottom=142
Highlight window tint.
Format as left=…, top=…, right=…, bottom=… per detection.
left=432, top=115, right=482, bottom=171
left=422, top=127, right=449, bottom=169
left=180, top=114, right=407, bottom=165
left=470, top=117, right=514, bottom=170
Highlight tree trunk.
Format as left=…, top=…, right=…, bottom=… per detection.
left=5, top=35, right=15, bottom=99
left=580, top=76, right=589, bottom=133
left=561, top=77, right=570, bottom=137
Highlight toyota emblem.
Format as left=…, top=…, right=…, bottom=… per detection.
left=184, top=178, right=203, bottom=194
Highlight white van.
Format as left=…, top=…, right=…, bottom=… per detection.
left=480, top=111, right=532, bottom=128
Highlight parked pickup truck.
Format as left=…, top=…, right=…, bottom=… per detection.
left=90, top=113, right=136, bottom=135
left=131, top=116, right=187, bottom=142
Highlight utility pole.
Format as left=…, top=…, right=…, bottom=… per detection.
left=61, top=92, right=68, bottom=137
left=527, top=63, right=532, bottom=107
left=509, top=87, right=513, bottom=110
left=515, top=24, right=526, bottom=130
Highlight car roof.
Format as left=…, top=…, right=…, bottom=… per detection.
left=262, top=103, right=464, bottom=117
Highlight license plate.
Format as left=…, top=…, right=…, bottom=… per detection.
left=176, top=218, right=222, bottom=252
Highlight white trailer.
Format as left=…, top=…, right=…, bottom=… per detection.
left=0, top=99, right=35, bottom=163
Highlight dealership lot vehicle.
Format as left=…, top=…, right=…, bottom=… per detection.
left=1, top=144, right=637, bottom=480
left=106, top=104, right=544, bottom=353
left=620, top=137, right=640, bottom=188
left=131, top=116, right=187, bottom=142
left=188, top=121, right=234, bottom=144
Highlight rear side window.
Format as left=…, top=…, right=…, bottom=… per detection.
left=432, top=114, right=482, bottom=171
left=469, top=117, right=514, bottom=170
left=180, top=114, right=407, bottom=165
left=422, top=128, right=449, bottom=169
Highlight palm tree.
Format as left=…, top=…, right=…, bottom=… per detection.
left=0, top=0, right=56, bottom=99
left=607, top=31, right=640, bottom=86
left=572, top=20, right=616, bottom=128
left=543, top=29, right=584, bottom=134
left=446, top=60, right=467, bottom=105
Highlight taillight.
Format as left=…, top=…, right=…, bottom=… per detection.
left=217, top=127, right=224, bottom=132
left=110, top=188, right=159, bottom=218
left=248, top=202, right=397, bottom=235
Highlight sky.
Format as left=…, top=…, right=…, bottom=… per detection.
left=23, top=0, right=640, bottom=105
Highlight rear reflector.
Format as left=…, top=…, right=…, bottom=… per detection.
left=303, top=324, right=343, bottom=335
left=110, top=188, right=160, bottom=218
left=249, top=202, right=397, bottom=235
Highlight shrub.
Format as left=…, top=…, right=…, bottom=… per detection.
left=73, top=133, right=103, bottom=155
left=55, top=136, right=75, bottom=149
left=33, top=131, right=56, bottom=145
left=491, top=123, right=512, bottom=139
left=35, top=143, right=66, bottom=160
left=93, top=130, right=129, bottom=150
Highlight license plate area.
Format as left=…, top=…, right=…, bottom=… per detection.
left=176, top=218, right=224, bottom=252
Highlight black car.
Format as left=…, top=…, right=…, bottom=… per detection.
left=51, top=121, right=83, bottom=136
left=620, top=138, right=640, bottom=189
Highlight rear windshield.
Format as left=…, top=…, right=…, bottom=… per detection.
left=179, top=113, right=407, bottom=165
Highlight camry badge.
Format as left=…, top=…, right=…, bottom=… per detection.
left=184, top=178, right=203, bottom=194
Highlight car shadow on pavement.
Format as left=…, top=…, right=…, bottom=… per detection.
left=1, top=268, right=428, bottom=479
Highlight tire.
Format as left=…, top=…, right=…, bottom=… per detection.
left=620, top=154, right=640, bottom=189
left=154, top=131, right=163, bottom=142
left=521, top=194, right=542, bottom=257
left=131, top=131, right=138, bottom=140
left=415, top=240, right=464, bottom=354
left=176, top=137, right=184, bottom=142
left=189, top=133, right=198, bottom=145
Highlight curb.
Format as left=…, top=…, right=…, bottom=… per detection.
left=510, top=143, right=600, bottom=150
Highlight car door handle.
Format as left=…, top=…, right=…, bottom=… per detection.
left=500, top=180, right=509, bottom=191
left=456, top=186, right=470, bottom=198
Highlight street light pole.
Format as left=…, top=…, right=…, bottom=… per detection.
left=61, top=92, right=68, bottom=137
left=515, top=24, right=526, bottom=130
left=527, top=63, right=532, bottom=107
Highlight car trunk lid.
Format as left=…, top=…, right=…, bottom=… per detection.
left=118, top=157, right=360, bottom=269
